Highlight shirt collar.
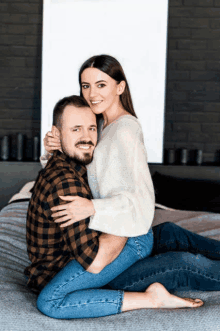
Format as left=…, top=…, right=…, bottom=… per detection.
left=52, top=150, right=87, bottom=178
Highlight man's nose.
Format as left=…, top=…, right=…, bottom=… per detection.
left=81, top=129, right=93, bottom=140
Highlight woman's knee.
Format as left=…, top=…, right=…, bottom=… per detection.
left=156, top=222, right=177, bottom=231
left=153, top=222, right=180, bottom=238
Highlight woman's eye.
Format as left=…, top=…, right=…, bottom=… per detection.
left=82, top=85, right=89, bottom=89
left=98, top=84, right=106, bottom=88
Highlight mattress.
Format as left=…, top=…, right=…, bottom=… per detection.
left=0, top=201, right=220, bottom=331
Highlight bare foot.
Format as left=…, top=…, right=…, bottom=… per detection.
left=144, top=283, right=204, bottom=309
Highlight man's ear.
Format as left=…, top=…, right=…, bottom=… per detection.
left=117, top=80, right=126, bottom=96
left=52, top=125, right=60, bottom=138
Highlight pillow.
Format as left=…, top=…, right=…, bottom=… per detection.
left=152, top=171, right=220, bottom=213
left=8, top=181, right=35, bottom=204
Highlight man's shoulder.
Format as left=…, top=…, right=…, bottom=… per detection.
left=29, top=166, right=83, bottom=211
left=31, top=151, right=89, bottom=202
left=40, top=163, right=79, bottom=190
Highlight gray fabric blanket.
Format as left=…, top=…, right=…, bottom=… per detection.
left=0, top=201, right=220, bottom=331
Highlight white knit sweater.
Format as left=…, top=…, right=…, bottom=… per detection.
left=86, top=115, right=155, bottom=237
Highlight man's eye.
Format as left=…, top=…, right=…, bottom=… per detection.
left=90, top=128, right=97, bottom=131
left=73, top=128, right=80, bottom=131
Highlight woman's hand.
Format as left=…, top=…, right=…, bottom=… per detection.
left=44, top=126, right=61, bottom=154
left=51, top=195, right=95, bottom=227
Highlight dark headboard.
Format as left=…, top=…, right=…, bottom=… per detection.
left=0, top=162, right=41, bottom=210
left=1, top=162, right=220, bottom=211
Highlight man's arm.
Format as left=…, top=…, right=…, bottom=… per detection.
left=45, top=177, right=99, bottom=270
left=87, top=233, right=128, bottom=274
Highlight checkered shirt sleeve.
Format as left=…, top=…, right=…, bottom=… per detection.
left=45, top=177, right=99, bottom=268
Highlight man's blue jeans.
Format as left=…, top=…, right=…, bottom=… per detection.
left=108, top=222, right=220, bottom=292
left=37, top=229, right=153, bottom=319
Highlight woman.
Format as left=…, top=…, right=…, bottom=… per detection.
left=44, top=55, right=155, bottom=237
left=38, top=55, right=206, bottom=318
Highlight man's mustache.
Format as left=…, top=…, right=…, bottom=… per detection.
left=75, top=141, right=94, bottom=147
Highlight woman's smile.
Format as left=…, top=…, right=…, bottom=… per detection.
left=90, top=100, right=103, bottom=106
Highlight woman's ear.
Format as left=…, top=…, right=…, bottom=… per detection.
left=52, top=125, right=60, bottom=138
left=117, top=80, right=126, bottom=95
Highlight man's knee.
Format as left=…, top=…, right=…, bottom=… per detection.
left=37, top=292, right=53, bottom=318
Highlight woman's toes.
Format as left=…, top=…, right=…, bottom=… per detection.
left=144, top=283, right=204, bottom=309
left=192, top=299, right=204, bottom=307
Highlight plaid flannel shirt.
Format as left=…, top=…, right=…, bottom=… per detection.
left=24, top=150, right=100, bottom=293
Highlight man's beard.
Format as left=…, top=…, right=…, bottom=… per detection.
left=61, top=141, right=94, bottom=166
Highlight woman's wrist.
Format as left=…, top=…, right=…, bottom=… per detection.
left=46, top=150, right=53, bottom=156
left=90, top=200, right=96, bottom=216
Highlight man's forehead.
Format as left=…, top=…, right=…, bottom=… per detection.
left=64, top=104, right=91, bottom=113
left=62, top=104, right=96, bottom=126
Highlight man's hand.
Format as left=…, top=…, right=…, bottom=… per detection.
left=87, top=233, right=128, bottom=274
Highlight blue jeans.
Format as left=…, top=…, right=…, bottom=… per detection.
left=37, top=229, right=153, bottom=319
left=108, top=222, right=220, bottom=292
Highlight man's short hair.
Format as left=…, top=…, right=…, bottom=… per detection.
left=52, top=95, right=90, bottom=128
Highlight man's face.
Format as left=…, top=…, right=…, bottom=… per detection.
left=59, top=105, right=97, bottom=165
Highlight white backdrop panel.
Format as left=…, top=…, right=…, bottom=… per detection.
left=41, top=0, right=168, bottom=162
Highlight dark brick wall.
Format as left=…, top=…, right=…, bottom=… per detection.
left=165, top=0, right=220, bottom=164
left=0, top=0, right=42, bottom=159
left=0, top=0, right=220, bottom=163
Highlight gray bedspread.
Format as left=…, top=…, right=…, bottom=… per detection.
left=0, top=201, right=220, bottom=331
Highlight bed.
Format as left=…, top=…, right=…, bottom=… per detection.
left=1, top=167, right=220, bottom=330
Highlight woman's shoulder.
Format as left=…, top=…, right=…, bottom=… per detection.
left=106, top=115, right=143, bottom=148
left=112, top=115, right=142, bottom=135
left=99, top=115, right=144, bottom=146
left=115, top=115, right=143, bottom=142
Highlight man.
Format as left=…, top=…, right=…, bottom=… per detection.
left=25, top=95, right=127, bottom=293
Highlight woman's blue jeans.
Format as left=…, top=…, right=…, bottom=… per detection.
left=37, top=229, right=153, bottom=319
left=108, top=222, right=220, bottom=292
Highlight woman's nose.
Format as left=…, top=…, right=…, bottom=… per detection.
left=89, top=86, right=97, bottom=98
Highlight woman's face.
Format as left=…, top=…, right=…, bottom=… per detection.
left=81, top=68, right=124, bottom=115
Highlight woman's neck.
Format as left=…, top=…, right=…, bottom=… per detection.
left=102, top=102, right=130, bottom=130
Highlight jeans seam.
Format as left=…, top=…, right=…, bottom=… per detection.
left=51, top=269, right=87, bottom=301
left=117, top=290, right=124, bottom=314
left=121, top=267, right=220, bottom=291
left=55, top=299, right=121, bottom=309
left=135, top=230, right=153, bottom=259
left=133, top=238, right=142, bottom=259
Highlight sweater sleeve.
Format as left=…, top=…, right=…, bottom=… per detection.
left=40, top=151, right=52, bottom=168
left=88, top=121, right=155, bottom=237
